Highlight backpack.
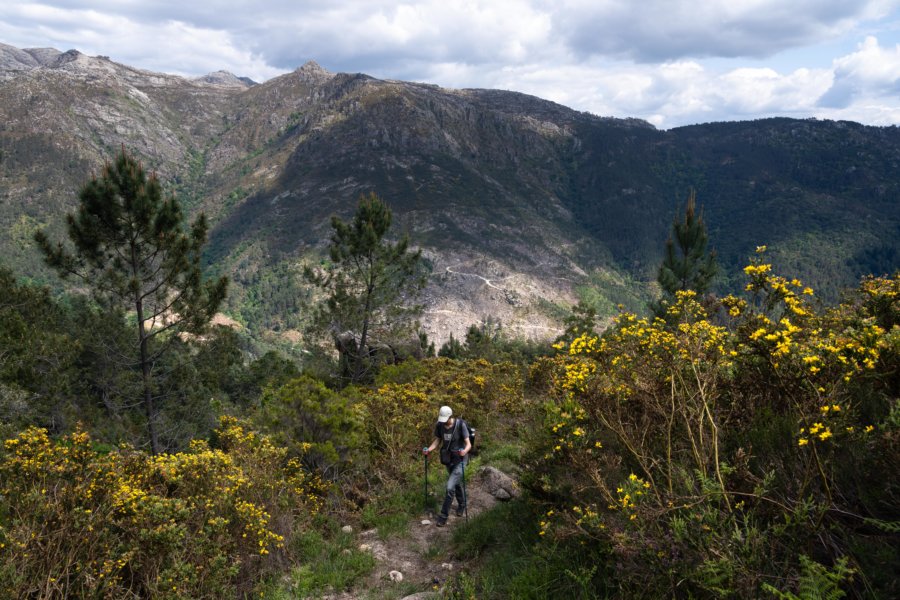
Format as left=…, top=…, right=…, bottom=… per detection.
left=466, top=419, right=477, bottom=456
left=439, top=418, right=477, bottom=465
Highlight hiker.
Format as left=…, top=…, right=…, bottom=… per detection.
left=423, top=405, right=471, bottom=526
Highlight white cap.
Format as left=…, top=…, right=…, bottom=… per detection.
left=438, top=406, right=452, bottom=423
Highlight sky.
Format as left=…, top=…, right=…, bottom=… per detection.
left=2, top=1, right=900, bottom=129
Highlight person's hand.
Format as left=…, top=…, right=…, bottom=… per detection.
left=422, top=447, right=430, bottom=455
left=458, top=449, right=466, bottom=457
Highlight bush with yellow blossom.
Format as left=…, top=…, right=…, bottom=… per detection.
left=365, top=357, right=527, bottom=472
left=0, top=416, right=325, bottom=599
left=525, top=258, right=899, bottom=598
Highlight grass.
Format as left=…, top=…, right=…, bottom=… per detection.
left=448, top=499, right=611, bottom=599
left=365, top=580, right=427, bottom=599
left=361, top=479, right=430, bottom=538
left=422, top=544, right=446, bottom=561
left=262, top=525, right=376, bottom=598
left=477, top=442, right=523, bottom=475
left=451, top=499, right=529, bottom=559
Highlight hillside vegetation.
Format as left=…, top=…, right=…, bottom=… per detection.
left=2, top=242, right=898, bottom=598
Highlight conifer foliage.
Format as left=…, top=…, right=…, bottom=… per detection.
left=306, top=192, right=424, bottom=384
left=557, top=299, right=598, bottom=344
left=657, top=189, right=718, bottom=302
left=35, top=148, right=227, bottom=453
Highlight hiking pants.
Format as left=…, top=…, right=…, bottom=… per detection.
left=440, top=458, right=467, bottom=518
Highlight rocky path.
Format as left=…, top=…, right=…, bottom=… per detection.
left=321, top=466, right=518, bottom=600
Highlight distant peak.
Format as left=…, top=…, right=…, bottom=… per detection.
left=295, top=60, right=333, bottom=83
left=299, top=60, right=324, bottom=71
left=194, top=70, right=253, bottom=87
left=51, top=49, right=82, bottom=65
left=56, top=48, right=81, bottom=62
left=24, top=47, right=62, bottom=66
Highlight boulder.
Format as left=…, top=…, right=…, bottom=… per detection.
left=479, top=466, right=519, bottom=500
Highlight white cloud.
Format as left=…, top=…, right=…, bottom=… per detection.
left=16, top=1, right=893, bottom=72
left=819, top=36, right=900, bottom=107
left=449, top=59, right=837, bottom=128
left=242, top=0, right=558, bottom=76
left=0, top=1, right=898, bottom=127
left=0, top=3, right=282, bottom=80
left=552, top=0, right=896, bottom=61
left=717, top=67, right=833, bottom=114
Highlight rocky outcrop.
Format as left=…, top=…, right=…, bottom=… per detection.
left=194, top=70, right=254, bottom=87
left=23, top=47, right=62, bottom=66
left=294, top=60, right=334, bottom=84
left=0, top=43, right=41, bottom=71
left=479, top=466, right=520, bottom=500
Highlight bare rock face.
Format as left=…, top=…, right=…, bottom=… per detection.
left=294, top=60, right=334, bottom=84
left=0, top=44, right=61, bottom=76
left=0, top=43, right=41, bottom=71
left=48, top=49, right=83, bottom=67
left=23, top=47, right=62, bottom=66
left=479, top=466, right=519, bottom=500
left=194, top=70, right=254, bottom=87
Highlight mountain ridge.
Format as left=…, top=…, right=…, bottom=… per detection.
left=1, top=44, right=897, bottom=347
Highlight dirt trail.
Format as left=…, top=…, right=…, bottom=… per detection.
left=323, top=467, right=502, bottom=599
left=445, top=265, right=512, bottom=291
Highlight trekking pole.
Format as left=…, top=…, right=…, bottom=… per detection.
left=460, top=451, right=469, bottom=523
left=423, top=448, right=430, bottom=515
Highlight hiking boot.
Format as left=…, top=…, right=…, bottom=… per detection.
left=435, top=516, right=447, bottom=527
left=456, top=507, right=466, bottom=517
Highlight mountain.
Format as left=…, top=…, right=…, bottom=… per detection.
left=193, top=70, right=256, bottom=87
left=1, top=44, right=898, bottom=346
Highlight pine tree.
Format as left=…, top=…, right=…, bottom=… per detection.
left=656, top=190, right=718, bottom=311
left=464, top=317, right=503, bottom=360
left=306, top=192, right=424, bottom=383
left=438, top=333, right=464, bottom=359
left=0, top=268, right=81, bottom=432
left=35, top=148, right=227, bottom=453
left=556, top=299, right=598, bottom=344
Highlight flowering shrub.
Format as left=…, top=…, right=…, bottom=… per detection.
left=365, top=357, right=526, bottom=468
left=526, top=262, right=899, bottom=597
left=0, top=417, right=325, bottom=598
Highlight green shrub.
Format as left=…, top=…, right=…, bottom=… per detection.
left=255, top=375, right=366, bottom=479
